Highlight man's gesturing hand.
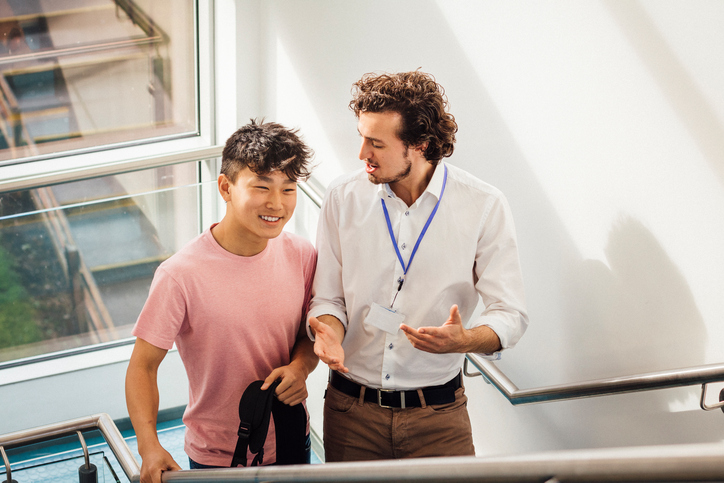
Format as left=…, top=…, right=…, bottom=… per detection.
left=309, top=316, right=348, bottom=373
left=400, top=304, right=470, bottom=354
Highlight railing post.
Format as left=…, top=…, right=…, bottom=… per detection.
left=699, top=383, right=724, bottom=412
left=0, top=446, right=17, bottom=483
left=76, top=430, right=98, bottom=483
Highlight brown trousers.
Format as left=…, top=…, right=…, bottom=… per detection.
left=323, top=383, right=475, bottom=462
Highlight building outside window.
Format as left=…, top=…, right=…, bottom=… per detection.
left=0, top=0, right=197, bottom=165
left=0, top=0, right=207, bottom=365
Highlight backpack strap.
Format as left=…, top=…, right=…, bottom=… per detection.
left=231, top=380, right=280, bottom=467
left=271, top=397, right=307, bottom=465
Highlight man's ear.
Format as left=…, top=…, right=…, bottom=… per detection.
left=218, top=174, right=232, bottom=201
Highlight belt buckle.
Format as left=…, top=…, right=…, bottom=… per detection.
left=377, top=389, right=405, bottom=409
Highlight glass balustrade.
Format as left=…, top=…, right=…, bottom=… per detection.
left=3, top=451, right=121, bottom=483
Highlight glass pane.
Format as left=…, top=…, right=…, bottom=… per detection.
left=2, top=451, right=118, bottom=483
left=0, top=161, right=202, bottom=362
left=0, top=0, right=197, bottom=164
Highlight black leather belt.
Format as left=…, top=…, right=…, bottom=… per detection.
left=329, top=371, right=461, bottom=408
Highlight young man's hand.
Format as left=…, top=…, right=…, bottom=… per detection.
left=262, top=364, right=309, bottom=406
left=309, top=316, right=348, bottom=373
left=139, top=444, right=181, bottom=483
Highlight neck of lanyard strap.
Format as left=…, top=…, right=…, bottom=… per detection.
left=381, top=164, right=448, bottom=285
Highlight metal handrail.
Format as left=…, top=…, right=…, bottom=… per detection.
left=298, top=180, right=324, bottom=208
left=163, top=442, right=724, bottom=482
left=0, top=413, right=140, bottom=481
left=465, top=353, right=724, bottom=410
left=2, top=414, right=723, bottom=482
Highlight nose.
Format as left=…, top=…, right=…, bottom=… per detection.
left=266, top=189, right=283, bottom=210
left=359, top=139, right=372, bottom=161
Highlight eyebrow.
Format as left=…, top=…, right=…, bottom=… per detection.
left=357, top=128, right=384, bottom=144
left=256, top=175, right=297, bottom=184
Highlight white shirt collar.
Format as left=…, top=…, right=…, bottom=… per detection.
left=376, top=161, right=447, bottom=204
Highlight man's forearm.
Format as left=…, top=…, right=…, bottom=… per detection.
left=125, top=362, right=163, bottom=455
left=289, top=334, right=319, bottom=377
left=314, top=314, right=345, bottom=342
left=464, top=325, right=502, bottom=354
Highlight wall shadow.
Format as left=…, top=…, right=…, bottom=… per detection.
left=256, top=0, right=720, bottom=451
left=604, top=0, right=724, bottom=189
left=566, top=216, right=706, bottom=379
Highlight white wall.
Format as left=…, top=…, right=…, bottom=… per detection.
left=231, top=0, right=724, bottom=456
left=0, top=348, right=188, bottom=434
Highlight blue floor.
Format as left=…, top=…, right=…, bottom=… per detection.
left=2, top=417, right=321, bottom=482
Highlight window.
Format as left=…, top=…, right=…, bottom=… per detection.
left=0, top=0, right=197, bottom=166
left=0, top=160, right=214, bottom=363
left=0, top=0, right=212, bottom=366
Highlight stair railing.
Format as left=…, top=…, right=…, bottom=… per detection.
left=464, top=353, right=724, bottom=411
left=0, top=413, right=139, bottom=482
left=2, top=413, right=724, bottom=482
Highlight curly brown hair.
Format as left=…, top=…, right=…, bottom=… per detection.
left=221, top=119, right=314, bottom=182
left=349, top=71, right=457, bottom=164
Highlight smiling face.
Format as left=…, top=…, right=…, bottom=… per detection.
left=357, top=111, right=413, bottom=185
left=217, top=167, right=297, bottom=255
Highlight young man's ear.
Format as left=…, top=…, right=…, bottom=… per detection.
left=218, top=174, right=232, bottom=202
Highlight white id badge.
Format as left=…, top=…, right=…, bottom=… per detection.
left=365, top=302, right=406, bottom=334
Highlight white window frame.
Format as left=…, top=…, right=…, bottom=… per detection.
left=0, top=0, right=218, bottom=189
left=0, top=0, right=224, bottom=383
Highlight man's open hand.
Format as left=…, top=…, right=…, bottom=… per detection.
left=400, top=304, right=470, bottom=353
left=309, top=316, right=348, bottom=373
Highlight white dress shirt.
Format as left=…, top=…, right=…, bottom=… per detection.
left=308, top=162, right=528, bottom=390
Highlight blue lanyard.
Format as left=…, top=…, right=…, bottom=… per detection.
left=381, top=164, right=447, bottom=293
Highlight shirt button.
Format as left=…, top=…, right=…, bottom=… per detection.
left=388, top=343, right=394, bottom=350
left=405, top=211, right=410, bottom=216
left=385, top=374, right=390, bottom=380
left=401, top=243, right=406, bottom=250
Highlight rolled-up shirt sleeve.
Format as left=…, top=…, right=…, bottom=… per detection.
left=307, top=187, right=348, bottom=340
left=470, top=194, right=529, bottom=356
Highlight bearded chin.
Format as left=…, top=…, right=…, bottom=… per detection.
left=368, top=148, right=412, bottom=185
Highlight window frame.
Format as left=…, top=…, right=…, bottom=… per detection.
left=0, top=0, right=215, bottom=189
left=0, top=0, right=219, bottom=379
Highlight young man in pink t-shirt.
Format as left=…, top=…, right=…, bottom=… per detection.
left=125, top=120, right=318, bottom=483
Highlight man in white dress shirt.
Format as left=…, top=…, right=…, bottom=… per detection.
left=308, top=70, right=528, bottom=461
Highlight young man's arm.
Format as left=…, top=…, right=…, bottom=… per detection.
left=261, top=321, right=320, bottom=405
left=126, top=338, right=181, bottom=483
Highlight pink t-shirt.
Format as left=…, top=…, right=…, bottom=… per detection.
left=132, top=226, right=316, bottom=466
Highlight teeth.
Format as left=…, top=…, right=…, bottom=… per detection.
left=261, top=216, right=280, bottom=222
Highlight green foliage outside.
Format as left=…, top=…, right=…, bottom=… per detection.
left=0, top=244, right=41, bottom=349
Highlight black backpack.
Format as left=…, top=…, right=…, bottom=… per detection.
left=231, top=379, right=308, bottom=467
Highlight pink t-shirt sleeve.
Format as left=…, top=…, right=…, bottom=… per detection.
left=132, top=266, right=188, bottom=351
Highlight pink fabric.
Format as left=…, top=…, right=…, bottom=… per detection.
left=132, top=226, right=316, bottom=467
